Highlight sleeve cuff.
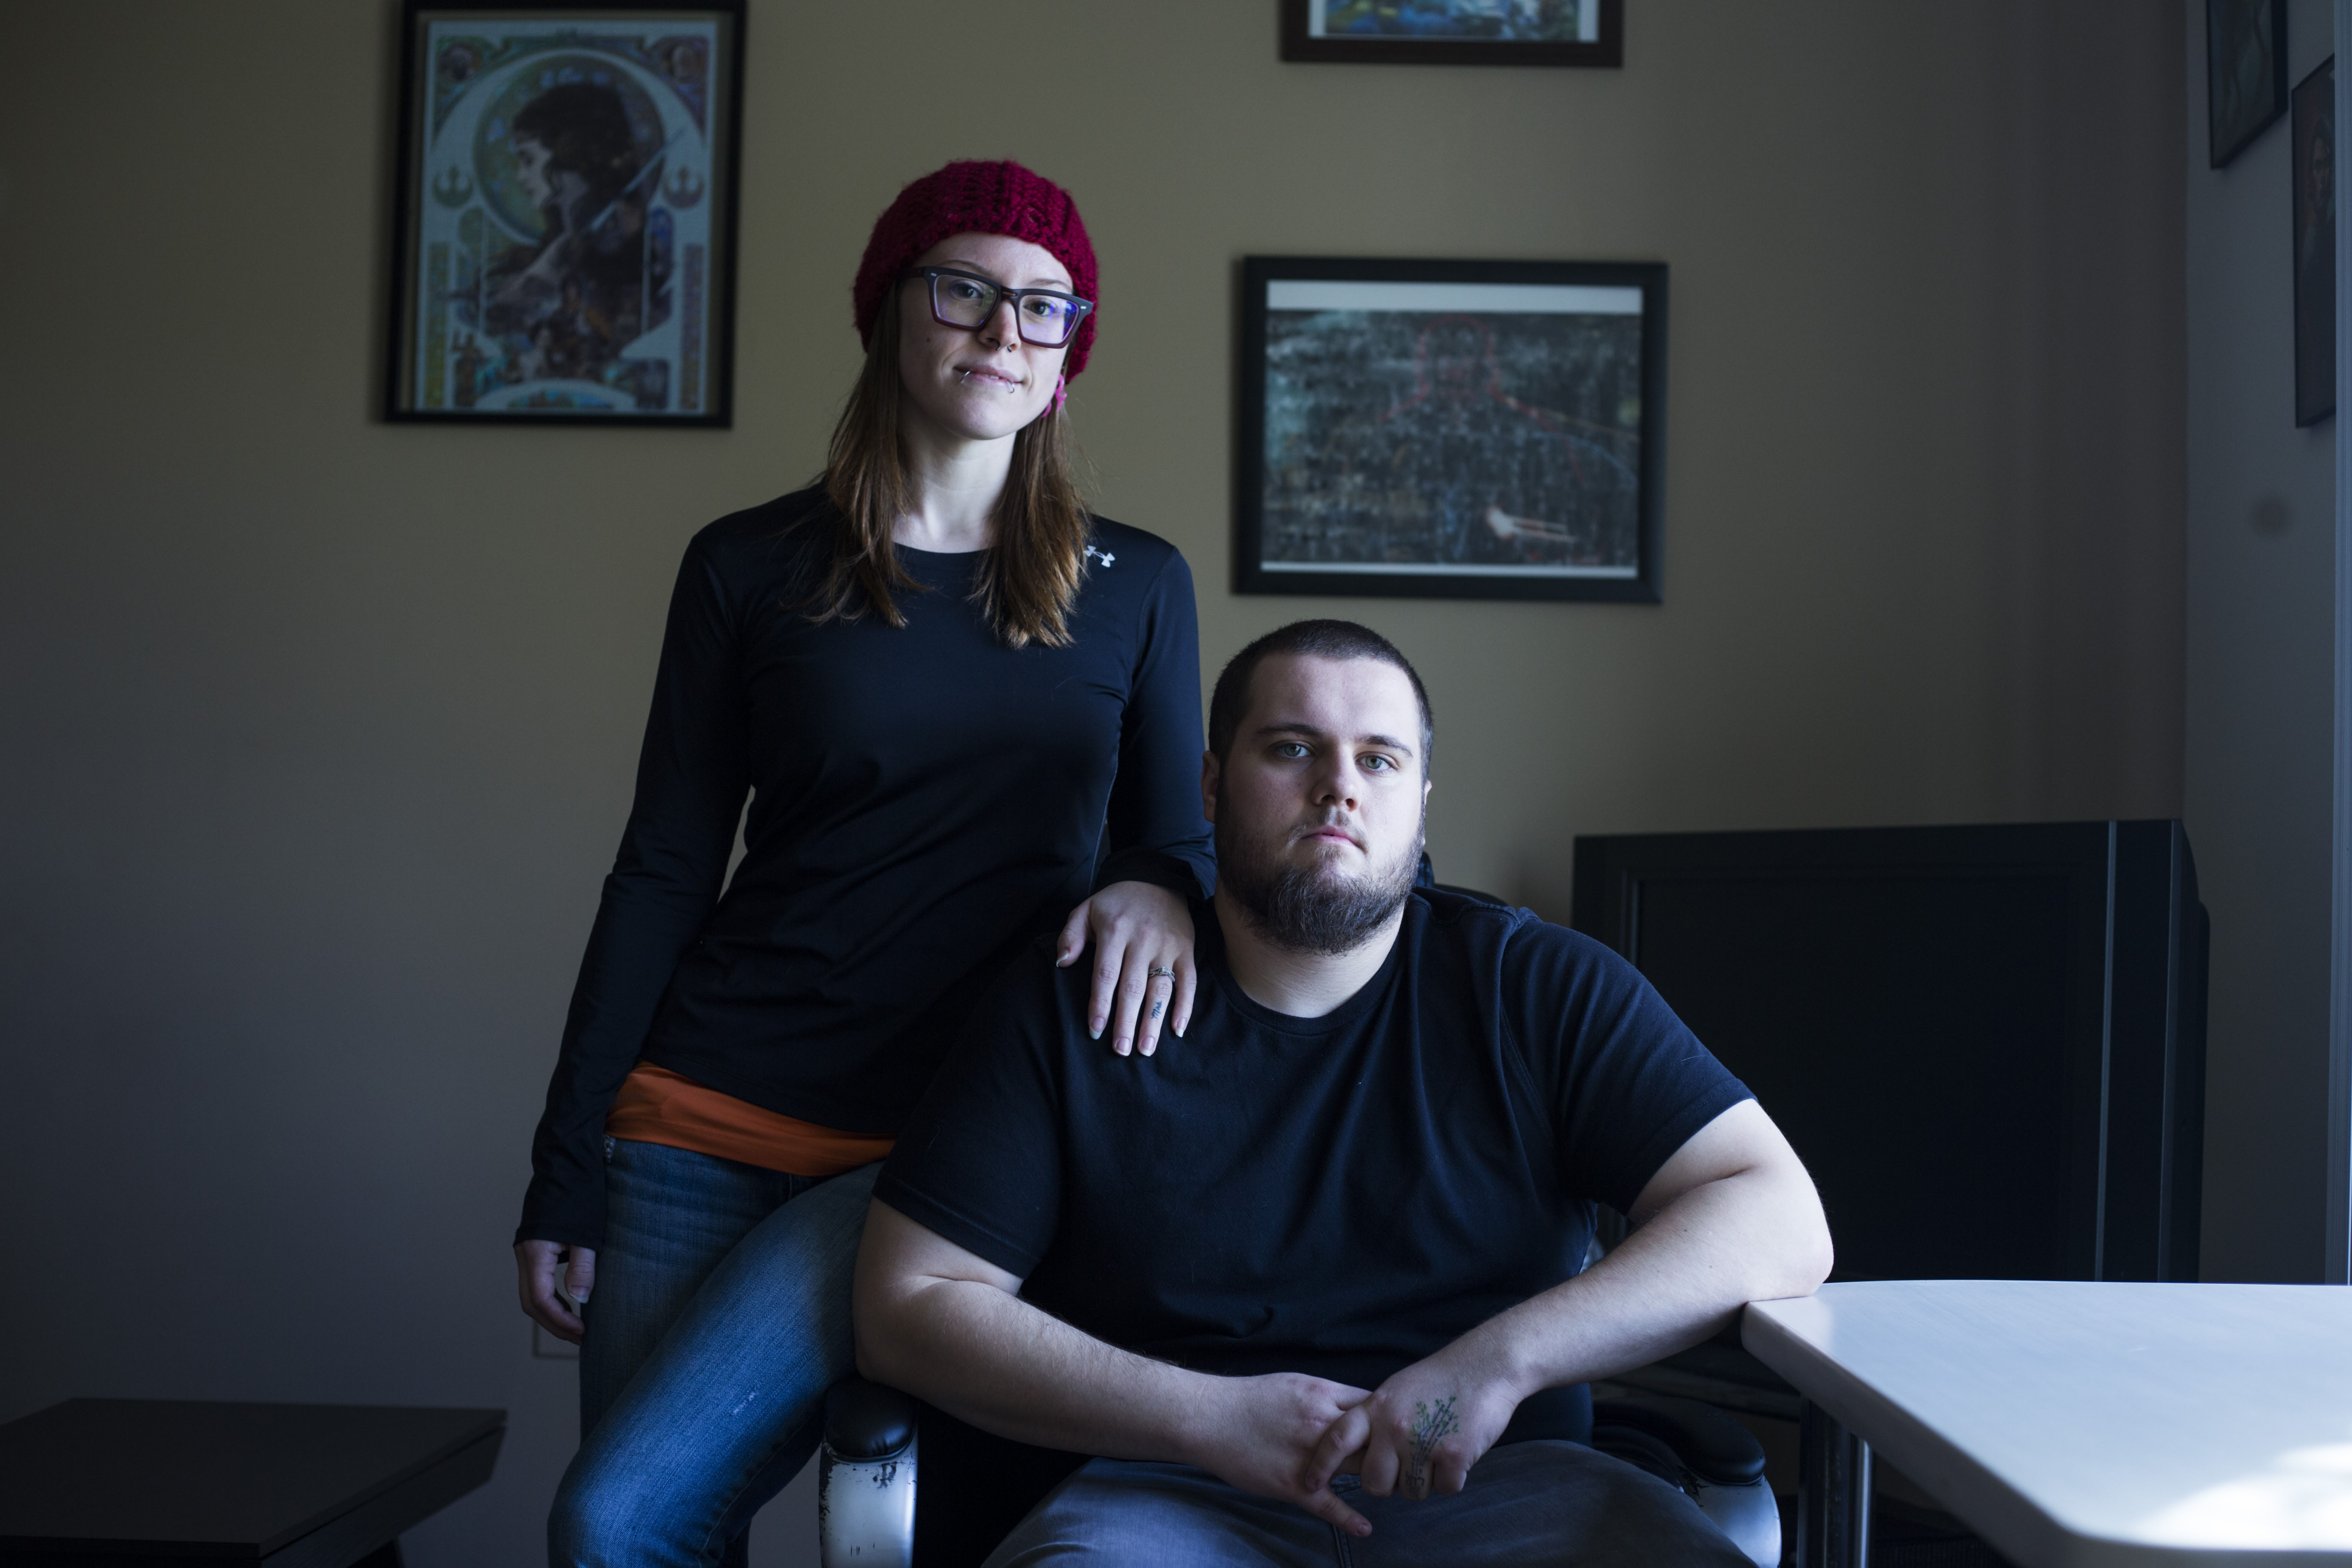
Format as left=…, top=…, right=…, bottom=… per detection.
left=1094, top=848, right=1213, bottom=901
left=516, top=1179, right=606, bottom=1253
left=1606, top=1084, right=1756, bottom=1216
left=873, top=1169, right=1048, bottom=1281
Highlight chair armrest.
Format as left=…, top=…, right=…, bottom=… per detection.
left=1592, top=1393, right=1778, bottom=1568
left=824, top=1377, right=916, bottom=1461
left=1591, top=1393, right=1766, bottom=1487
left=820, top=1380, right=918, bottom=1568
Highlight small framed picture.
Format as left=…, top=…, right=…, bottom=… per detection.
left=2207, top=0, right=2288, bottom=168
left=385, top=0, right=745, bottom=423
left=2294, top=57, right=2334, bottom=427
left=1237, top=257, right=1666, bottom=603
left=1280, top=0, right=1623, bottom=68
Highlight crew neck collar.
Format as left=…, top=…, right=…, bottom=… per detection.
left=891, top=541, right=988, bottom=584
left=1194, top=894, right=1420, bottom=1035
left=893, top=540, right=991, bottom=559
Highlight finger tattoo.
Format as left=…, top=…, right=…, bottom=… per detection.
left=1151, top=1001, right=1164, bottom=1019
left=1406, top=1396, right=1459, bottom=1497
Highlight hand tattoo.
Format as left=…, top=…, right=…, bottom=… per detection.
left=1405, top=1396, right=1459, bottom=1498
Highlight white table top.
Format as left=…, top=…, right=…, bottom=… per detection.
left=1742, top=1281, right=2352, bottom=1567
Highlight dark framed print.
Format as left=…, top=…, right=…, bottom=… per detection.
left=2294, top=57, right=2335, bottom=426
left=1280, top=0, right=1622, bottom=68
left=386, top=0, right=745, bottom=423
left=1237, top=257, right=1666, bottom=603
left=2207, top=0, right=2288, bottom=168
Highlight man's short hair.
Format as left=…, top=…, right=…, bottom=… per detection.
left=1207, top=620, right=1434, bottom=772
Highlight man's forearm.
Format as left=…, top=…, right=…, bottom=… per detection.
left=857, top=1202, right=1382, bottom=1530
left=1464, top=1157, right=1832, bottom=1400
left=860, top=1272, right=1215, bottom=1457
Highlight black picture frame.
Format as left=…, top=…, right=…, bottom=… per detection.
left=385, top=0, right=746, bottom=424
left=2294, top=56, right=2335, bottom=427
left=2207, top=0, right=2288, bottom=168
left=1280, top=0, right=1623, bottom=68
left=1236, top=256, right=1666, bottom=603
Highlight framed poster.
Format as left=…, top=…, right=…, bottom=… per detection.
left=1237, top=257, right=1666, bottom=603
left=2294, top=56, right=2335, bottom=427
left=386, top=0, right=744, bottom=423
left=2207, top=0, right=2287, bottom=168
left=1280, top=0, right=1622, bottom=68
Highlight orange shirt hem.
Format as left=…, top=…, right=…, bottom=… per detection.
left=605, top=1063, right=895, bottom=1177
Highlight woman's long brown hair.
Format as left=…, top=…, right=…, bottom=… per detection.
left=813, top=298, right=1090, bottom=649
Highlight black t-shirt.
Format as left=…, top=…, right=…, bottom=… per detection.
left=519, top=488, right=1216, bottom=1249
left=875, top=889, right=1751, bottom=1447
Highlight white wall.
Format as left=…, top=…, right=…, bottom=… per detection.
left=2184, top=0, right=2340, bottom=1285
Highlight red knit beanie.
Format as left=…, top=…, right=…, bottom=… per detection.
left=852, top=159, right=1100, bottom=379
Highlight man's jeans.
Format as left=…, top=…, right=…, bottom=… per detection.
left=981, top=1442, right=1753, bottom=1568
left=548, top=1138, right=881, bottom=1568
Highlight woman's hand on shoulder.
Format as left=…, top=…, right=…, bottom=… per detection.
left=1057, top=881, right=1196, bottom=1058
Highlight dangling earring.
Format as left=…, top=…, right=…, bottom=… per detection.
left=1053, top=371, right=1068, bottom=413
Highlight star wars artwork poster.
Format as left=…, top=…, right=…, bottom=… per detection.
left=389, top=4, right=741, bottom=423
left=1239, top=262, right=1665, bottom=602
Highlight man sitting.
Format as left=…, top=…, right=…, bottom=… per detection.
left=854, top=619, right=1833, bottom=1565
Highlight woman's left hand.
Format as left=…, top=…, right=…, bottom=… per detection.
left=1056, top=880, right=1196, bottom=1057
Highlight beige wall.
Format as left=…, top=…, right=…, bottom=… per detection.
left=0, top=3, right=2184, bottom=1562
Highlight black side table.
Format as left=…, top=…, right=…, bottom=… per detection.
left=0, top=1400, right=504, bottom=1567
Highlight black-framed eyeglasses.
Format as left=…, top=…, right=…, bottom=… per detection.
left=903, top=266, right=1094, bottom=348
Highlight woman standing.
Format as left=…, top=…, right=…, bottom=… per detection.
left=519, top=160, right=1214, bottom=1567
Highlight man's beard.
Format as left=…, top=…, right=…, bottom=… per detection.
left=1216, top=794, right=1424, bottom=957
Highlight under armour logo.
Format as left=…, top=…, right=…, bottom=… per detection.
left=1085, top=545, right=1116, bottom=568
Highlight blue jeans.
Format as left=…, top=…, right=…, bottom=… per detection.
left=981, top=1442, right=1751, bottom=1567
left=549, top=1137, right=882, bottom=1568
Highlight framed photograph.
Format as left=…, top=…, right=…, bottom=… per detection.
left=386, top=0, right=745, bottom=423
left=2207, top=0, right=2287, bottom=168
left=1237, top=257, right=1666, bottom=603
left=2294, top=56, right=2335, bottom=427
left=1280, top=0, right=1622, bottom=68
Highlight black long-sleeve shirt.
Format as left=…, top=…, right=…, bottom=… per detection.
left=518, top=487, right=1216, bottom=1249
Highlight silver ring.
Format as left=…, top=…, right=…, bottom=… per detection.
left=1147, top=966, right=1176, bottom=980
